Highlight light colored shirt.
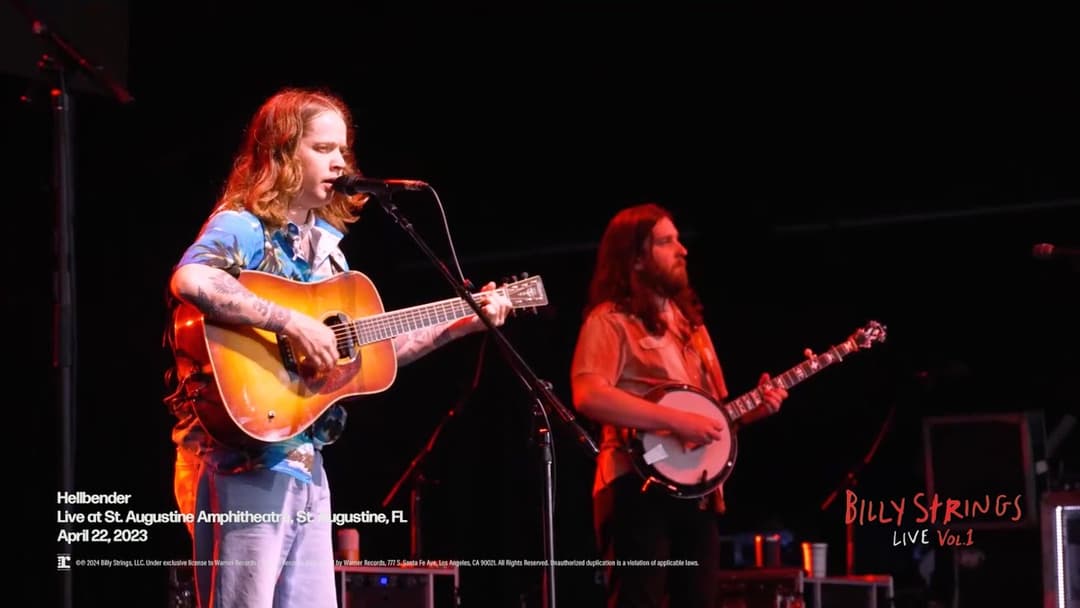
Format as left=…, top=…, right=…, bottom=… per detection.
left=570, top=301, right=728, bottom=497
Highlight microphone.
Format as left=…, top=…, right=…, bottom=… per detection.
left=331, top=175, right=428, bottom=196
left=1032, top=243, right=1080, bottom=259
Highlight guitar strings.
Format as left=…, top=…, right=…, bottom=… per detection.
left=323, top=294, right=499, bottom=347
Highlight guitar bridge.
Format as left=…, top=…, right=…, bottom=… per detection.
left=278, top=336, right=299, bottom=374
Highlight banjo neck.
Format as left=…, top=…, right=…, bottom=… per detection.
left=721, top=339, right=861, bottom=423
left=630, top=321, right=886, bottom=499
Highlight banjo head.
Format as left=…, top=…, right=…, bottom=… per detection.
left=629, top=384, right=738, bottom=499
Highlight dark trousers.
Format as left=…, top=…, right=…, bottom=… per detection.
left=594, top=474, right=721, bottom=608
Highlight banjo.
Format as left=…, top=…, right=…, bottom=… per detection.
left=628, top=321, right=887, bottom=499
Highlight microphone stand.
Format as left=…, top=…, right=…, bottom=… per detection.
left=820, top=402, right=896, bottom=576
left=376, top=194, right=599, bottom=608
left=11, top=5, right=134, bottom=608
left=380, top=415, right=440, bottom=559
left=381, top=338, right=490, bottom=559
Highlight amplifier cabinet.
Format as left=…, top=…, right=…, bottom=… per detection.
left=717, top=568, right=804, bottom=608
left=335, top=565, right=459, bottom=608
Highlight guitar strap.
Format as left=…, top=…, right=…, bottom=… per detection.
left=690, top=326, right=728, bottom=402
left=329, top=255, right=346, bottom=275
left=689, top=325, right=730, bottom=513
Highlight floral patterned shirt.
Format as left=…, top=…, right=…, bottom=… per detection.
left=168, top=209, right=349, bottom=484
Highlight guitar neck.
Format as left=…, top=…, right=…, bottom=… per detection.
left=722, top=339, right=858, bottom=422
left=350, top=295, right=490, bottom=345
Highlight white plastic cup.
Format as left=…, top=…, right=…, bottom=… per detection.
left=801, top=541, right=827, bottom=578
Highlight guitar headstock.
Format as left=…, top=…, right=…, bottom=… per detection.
left=499, top=273, right=549, bottom=314
left=850, top=320, right=887, bottom=350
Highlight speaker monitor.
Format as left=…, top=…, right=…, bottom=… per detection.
left=923, top=411, right=1045, bottom=529
left=717, top=568, right=893, bottom=608
left=336, top=567, right=458, bottom=608
left=716, top=568, right=804, bottom=608
left=813, top=582, right=893, bottom=608
left=343, top=573, right=428, bottom=608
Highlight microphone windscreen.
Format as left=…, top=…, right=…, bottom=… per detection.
left=1032, top=243, right=1055, bottom=258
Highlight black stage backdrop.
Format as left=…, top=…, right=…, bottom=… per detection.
left=8, top=4, right=1079, bottom=607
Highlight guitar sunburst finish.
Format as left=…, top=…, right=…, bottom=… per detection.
left=171, top=270, right=548, bottom=448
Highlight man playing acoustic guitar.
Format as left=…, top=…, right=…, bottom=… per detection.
left=163, top=87, right=514, bottom=608
left=570, top=203, right=788, bottom=608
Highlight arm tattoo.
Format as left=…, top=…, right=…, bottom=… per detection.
left=191, top=286, right=224, bottom=319
left=193, top=285, right=247, bottom=322
left=208, top=273, right=245, bottom=296
left=251, top=296, right=270, bottom=318
left=191, top=274, right=289, bottom=332
left=264, top=303, right=290, bottom=334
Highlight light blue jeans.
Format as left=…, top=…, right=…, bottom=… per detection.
left=190, top=451, right=337, bottom=608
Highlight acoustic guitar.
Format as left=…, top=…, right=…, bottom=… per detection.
left=171, top=270, right=548, bottom=447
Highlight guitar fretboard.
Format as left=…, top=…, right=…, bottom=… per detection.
left=722, top=340, right=858, bottom=421
left=350, top=295, right=491, bottom=345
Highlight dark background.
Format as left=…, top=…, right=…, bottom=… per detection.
left=7, top=2, right=1079, bottom=607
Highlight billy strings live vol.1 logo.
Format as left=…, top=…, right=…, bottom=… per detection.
left=845, top=490, right=1024, bottom=547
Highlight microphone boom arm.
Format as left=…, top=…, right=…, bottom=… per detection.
left=373, top=194, right=599, bottom=452
left=374, top=190, right=595, bottom=608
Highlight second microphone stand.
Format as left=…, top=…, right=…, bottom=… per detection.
left=376, top=193, right=599, bottom=608
left=381, top=337, right=490, bottom=559
left=820, top=402, right=896, bottom=575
